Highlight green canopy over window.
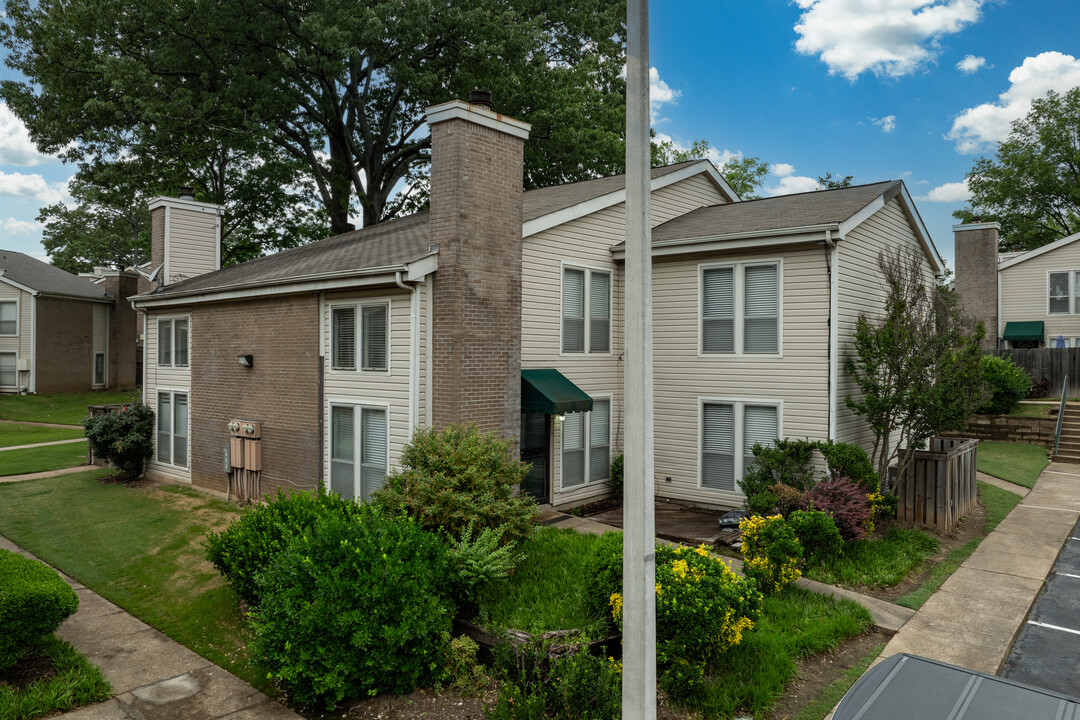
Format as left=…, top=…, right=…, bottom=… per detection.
left=1002, top=321, right=1045, bottom=342
left=521, top=369, right=593, bottom=415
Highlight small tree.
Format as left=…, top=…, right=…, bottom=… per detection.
left=845, top=248, right=988, bottom=483
left=83, top=402, right=155, bottom=480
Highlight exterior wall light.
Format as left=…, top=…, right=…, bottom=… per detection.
left=237, top=354, right=254, bottom=368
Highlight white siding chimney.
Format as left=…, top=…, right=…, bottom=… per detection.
left=148, top=192, right=225, bottom=286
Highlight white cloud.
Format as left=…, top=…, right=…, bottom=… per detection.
left=765, top=164, right=821, bottom=196
left=793, top=0, right=986, bottom=80
left=872, top=115, right=897, bottom=133
left=916, top=179, right=971, bottom=202
left=649, top=67, right=678, bottom=109
left=2, top=217, right=40, bottom=235
left=652, top=132, right=736, bottom=167
left=0, top=171, right=71, bottom=204
left=0, top=104, right=55, bottom=167
left=948, top=51, right=1080, bottom=153
left=773, top=163, right=795, bottom=178
left=956, top=54, right=987, bottom=74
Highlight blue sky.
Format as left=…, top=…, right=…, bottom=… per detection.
left=0, top=0, right=1078, bottom=270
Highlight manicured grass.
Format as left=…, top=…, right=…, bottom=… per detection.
left=788, top=641, right=886, bottom=720
left=977, top=441, right=1048, bottom=489
left=1007, top=402, right=1054, bottom=418
left=0, top=390, right=141, bottom=426
left=695, top=587, right=873, bottom=718
left=0, top=635, right=112, bottom=720
left=480, top=526, right=604, bottom=634
left=0, top=444, right=87, bottom=476
left=0, top=423, right=85, bottom=448
left=803, top=527, right=940, bottom=589
left=0, top=471, right=259, bottom=690
left=896, top=481, right=1022, bottom=610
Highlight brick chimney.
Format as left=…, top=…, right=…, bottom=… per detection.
left=148, top=189, right=225, bottom=288
left=426, top=95, right=531, bottom=441
left=954, top=221, right=1000, bottom=350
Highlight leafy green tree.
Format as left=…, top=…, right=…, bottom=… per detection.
left=817, top=172, right=854, bottom=189
left=650, top=133, right=770, bottom=198
left=845, top=248, right=988, bottom=483
left=954, top=87, right=1080, bottom=252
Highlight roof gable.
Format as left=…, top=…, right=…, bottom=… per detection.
left=998, top=230, right=1080, bottom=271
left=0, top=250, right=110, bottom=301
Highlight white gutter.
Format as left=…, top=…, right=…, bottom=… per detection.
left=395, top=271, right=419, bottom=437
left=826, top=231, right=838, bottom=440
left=611, top=224, right=838, bottom=260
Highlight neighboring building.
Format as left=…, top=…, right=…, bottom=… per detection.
left=131, top=98, right=944, bottom=509
left=955, top=224, right=1080, bottom=349
left=0, top=250, right=138, bottom=394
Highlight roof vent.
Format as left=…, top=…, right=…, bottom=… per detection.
left=468, top=89, right=494, bottom=111
left=178, top=186, right=195, bottom=200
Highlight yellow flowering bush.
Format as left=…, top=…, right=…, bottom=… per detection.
left=739, top=514, right=803, bottom=594
left=608, top=543, right=761, bottom=698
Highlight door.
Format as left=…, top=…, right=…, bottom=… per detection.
left=520, top=412, right=550, bottom=504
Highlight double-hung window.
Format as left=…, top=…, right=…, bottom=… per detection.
left=331, top=302, right=389, bottom=372
left=702, top=262, right=780, bottom=355
left=701, top=400, right=779, bottom=492
left=157, top=317, right=189, bottom=367
left=562, top=267, right=611, bottom=354
left=156, top=391, right=189, bottom=467
left=1048, top=272, right=1080, bottom=314
left=561, top=398, right=611, bottom=488
left=329, top=404, right=388, bottom=500
left=0, top=352, right=15, bottom=387
left=0, top=301, right=16, bottom=336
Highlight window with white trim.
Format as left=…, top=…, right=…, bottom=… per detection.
left=1048, top=272, right=1080, bottom=314
left=157, top=317, right=189, bottom=367
left=562, top=267, right=611, bottom=354
left=330, top=302, right=389, bottom=372
left=701, top=400, right=779, bottom=492
left=702, top=262, right=780, bottom=355
left=0, top=352, right=15, bottom=387
left=156, top=391, right=189, bottom=467
left=561, top=398, right=611, bottom=488
left=0, top=302, right=15, bottom=336
left=329, top=404, right=388, bottom=500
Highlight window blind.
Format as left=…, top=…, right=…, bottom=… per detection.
left=702, top=403, right=735, bottom=491
left=589, top=272, right=610, bottom=353
left=0, top=302, right=14, bottom=335
left=332, top=307, right=356, bottom=370
left=562, top=268, right=585, bottom=352
left=330, top=406, right=355, bottom=499
left=0, top=352, right=15, bottom=387
left=589, top=399, right=610, bottom=482
left=562, top=412, right=585, bottom=487
left=157, top=393, right=171, bottom=464
left=362, top=305, right=388, bottom=371
left=702, top=267, right=735, bottom=353
left=361, top=408, right=388, bottom=498
left=173, top=394, right=188, bottom=467
left=743, top=405, right=777, bottom=472
left=744, top=264, right=779, bottom=353
left=174, top=319, right=189, bottom=367
left=158, top=319, right=172, bottom=365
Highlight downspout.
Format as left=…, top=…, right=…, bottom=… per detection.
left=826, top=230, right=838, bottom=441
left=29, top=293, right=37, bottom=393
left=396, top=271, right=418, bottom=438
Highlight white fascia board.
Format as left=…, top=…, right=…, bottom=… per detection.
left=998, top=230, right=1080, bottom=271
left=837, top=195, right=885, bottom=237
left=523, top=160, right=737, bottom=239
left=406, top=252, right=438, bottom=281
left=147, top=196, right=226, bottom=214
left=425, top=100, right=531, bottom=139
left=0, top=272, right=39, bottom=296
left=131, top=267, right=409, bottom=309
left=610, top=226, right=833, bottom=260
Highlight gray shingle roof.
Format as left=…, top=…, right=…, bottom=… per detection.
left=0, top=250, right=110, bottom=300
left=649, top=180, right=900, bottom=243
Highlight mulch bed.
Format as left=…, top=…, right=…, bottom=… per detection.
left=0, top=643, right=57, bottom=691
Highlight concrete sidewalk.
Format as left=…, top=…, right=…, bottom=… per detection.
left=0, top=465, right=93, bottom=483
left=0, top=535, right=301, bottom=720
left=0, top=437, right=87, bottom=451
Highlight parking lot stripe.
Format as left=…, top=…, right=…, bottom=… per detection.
left=1028, top=621, right=1080, bottom=636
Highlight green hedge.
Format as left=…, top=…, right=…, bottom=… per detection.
left=0, top=549, right=79, bottom=669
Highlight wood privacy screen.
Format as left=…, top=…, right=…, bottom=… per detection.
left=999, top=347, right=1080, bottom=397
left=895, top=438, right=978, bottom=532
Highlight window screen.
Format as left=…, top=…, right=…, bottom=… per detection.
left=590, top=400, right=610, bottom=482
left=158, top=319, right=172, bottom=365
left=589, top=272, right=611, bottom=353
left=562, top=268, right=585, bottom=352
left=157, top=393, right=171, bottom=463
left=332, top=307, right=356, bottom=370
left=174, top=319, right=189, bottom=366
left=744, top=264, right=779, bottom=353
left=360, top=408, right=388, bottom=498
left=0, top=353, right=15, bottom=387
left=562, top=412, right=585, bottom=487
left=702, top=267, right=735, bottom=353
left=173, top=394, right=188, bottom=467
left=743, top=405, right=778, bottom=474
left=1050, top=273, right=1070, bottom=314
left=702, top=403, right=735, bottom=491
left=362, top=305, right=388, bottom=371
left=330, top=406, right=355, bottom=499
left=0, top=302, right=15, bottom=335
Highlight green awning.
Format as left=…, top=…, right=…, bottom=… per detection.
left=1002, top=321, right=1045, bottom=342
left=521, top=369, right=593, bottom=414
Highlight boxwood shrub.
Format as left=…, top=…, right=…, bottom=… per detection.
left=0, top=549, right=79, bottom=669
left=979, top=355, right=1031, bottom=415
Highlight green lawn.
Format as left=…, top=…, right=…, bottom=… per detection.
left=0, top=444, right=88, bottom=476
left=0, top=390, right=141, bottom=426
left=0, top=471, right=259, bottom=690
left=803, top=527, right=940, bottom=589
left=0, top=635, right=111, bottom=720
left=0, top=423, right=85, bottom=448
left=977, top=441, right=1049, bottom=488
left=1008, top=402, right=1054, bottom=418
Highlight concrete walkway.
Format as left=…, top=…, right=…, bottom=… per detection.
left=0, top=535, right=302, bottom=720
left=0, top=419, right=83, bottom=429
left=1, top=437, right=87, bottom=451
left=0, top=465, right=93, bottom=483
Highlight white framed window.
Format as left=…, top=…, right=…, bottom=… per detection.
left=329, top=403, right=388, bottom=500
left=562, top=266, right=611, bottom=354
left=1049, top=272, right=1070, bottom=314
left=701, top=261, right=781, bottom=355
left=330, top=302, right=389, bottom=372
left=700, top=399, right=780, bottom=492
left=0, top=352, right=15, bottom=387
left=157, top=317, right=189, bottom=367
left=561, top=397, right=611, bottom=488
left=0, top=301, right=16, bottom=336
left=156, top=390, right=189, bottom=467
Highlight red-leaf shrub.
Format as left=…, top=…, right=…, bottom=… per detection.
left=802, top=476, right=873, bottom=541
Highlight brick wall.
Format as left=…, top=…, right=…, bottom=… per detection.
left=954, top=223, right=1000, bottom=350
left=428, top=111, right=525, bottom=443
left=189, top=294, right=321, bottom=495
left=101, top=273, right=139, bottom=389
left=34, top=298, right=95, bottom=393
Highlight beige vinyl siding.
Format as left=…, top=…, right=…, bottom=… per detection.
left=652, top=245, right=830, bottom=508
left=322, top=289, right=413, bottom=479
left=836, top=198, right=936, bottom=457
left=999, top=239, right=1080, bottom=343
left=143, top=309, right=192, bottom=483
left=166, top=206, right=219, bottom=283
left=0, top=284, right=33, bottom=385
left=523, top=172, right=728, bottom=507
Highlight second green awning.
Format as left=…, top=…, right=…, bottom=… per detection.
left=521, top=369, right=593, bottom=414
left=1002, top=321, right=1044, bottom=341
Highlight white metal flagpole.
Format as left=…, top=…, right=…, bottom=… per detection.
left=623, top=0, right=657, bottom=718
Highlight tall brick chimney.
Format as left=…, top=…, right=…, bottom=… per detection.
left=148, top=189, right=225, bottom=288
left=954, top=221, right=1000, bottom=350
left=426, top=95, right=531, bottom=441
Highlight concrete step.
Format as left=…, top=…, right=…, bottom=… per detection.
left=1054, top=454, right=1080, bottom=464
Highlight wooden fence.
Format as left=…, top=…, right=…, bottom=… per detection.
left=894, top=437, right=978, bottom=532
left=998, top=347, right=1079, bottom=397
